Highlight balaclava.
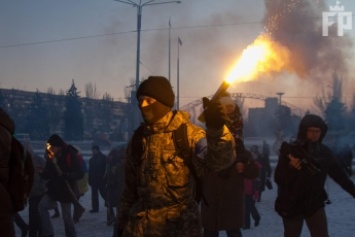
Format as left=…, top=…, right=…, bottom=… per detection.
left=219, top=96, right=244, bottom=140
left=136, top=76, right=175, bottom=124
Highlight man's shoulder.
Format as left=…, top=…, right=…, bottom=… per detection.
left=0, top=125, right=12, bottom=144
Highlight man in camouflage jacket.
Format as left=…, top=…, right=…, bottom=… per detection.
left=116, top=76, right=236, bottom=237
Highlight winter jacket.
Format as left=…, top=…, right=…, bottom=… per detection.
left=274, top=114, right=355, bottom=219
left=0, top=108, right=15, bottom=237
left=88, top=151, right=107, bottom=188
left=41, top=144, right=84, bottom=203
left=29, top=154, right=47, bottom=198
left=76, top=159, right=88, bottom=196
left=116, top=110, right=236, bottom=237
left=105, top=145, right=126, bottom=208
left=201, top=143, right=259, bottom=231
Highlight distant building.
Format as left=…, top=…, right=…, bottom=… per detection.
left=0, top=88, right=130, bottom=141
left=245, top=97, right=300, bottom=138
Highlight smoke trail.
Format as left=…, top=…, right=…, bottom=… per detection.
left=263, top=0, right=353, bottom=80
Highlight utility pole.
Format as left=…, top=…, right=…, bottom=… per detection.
left=177, top=36, right=182, bottom=109
left=113, top=0, right=181, bottom=130
left=169, top=17, right=171, bottom=82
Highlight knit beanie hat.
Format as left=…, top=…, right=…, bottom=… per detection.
left=47, top=134, right=65, bottom=147
left=136, top=76, right=175, bottom=108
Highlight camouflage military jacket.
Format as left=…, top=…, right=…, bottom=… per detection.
left=117, top=110, right=236, bottom=237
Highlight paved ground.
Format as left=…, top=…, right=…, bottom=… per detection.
left=15, top=164, right=355, bottom=237
left=16, top=191, right=114, bottom=237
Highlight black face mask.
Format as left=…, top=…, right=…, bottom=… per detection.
left=139, top=101, right=171, bottom=125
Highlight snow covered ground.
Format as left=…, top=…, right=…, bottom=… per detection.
left=15, top=173, right=355, bottom=237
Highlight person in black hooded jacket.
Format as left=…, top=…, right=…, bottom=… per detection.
left=38, top=134, right=84, bottom=237
left=274, top=114, right=355, bottom=237
left=0, top=107, right=16, bottom=237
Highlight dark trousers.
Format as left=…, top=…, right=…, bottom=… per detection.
left=29, top=195, right=43, bottom=237
left=91, top=186, right=100, bottom=211
left=244, top=195, right=260, bottom=228
left=282, top=207, right=329, bottom=237
left=0, top=212, right=15, bottom=237
left=204, top=229, right=242, bottom=237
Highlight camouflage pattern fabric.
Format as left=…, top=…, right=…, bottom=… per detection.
left=117, top=110, right=236, bottom=237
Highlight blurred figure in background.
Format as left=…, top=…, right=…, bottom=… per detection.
left=105, top=144, right=126, bottom=228
left=23, top=141, right=47, bottom=237
left=243, top=161, right=261, bottom=230
left=332, top=139, right=353, bottom=176
left=88, top=144, right=107, bottom=213
left=250, top=145, right=268, bottom=202
left=39, top=134, right=84, bottom=237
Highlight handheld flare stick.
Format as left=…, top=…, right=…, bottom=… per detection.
left=210, top=80, right=230, bottom=101
left=198, top=34, right=272, bottom=123
left=198, top=80, right=230, bottom=122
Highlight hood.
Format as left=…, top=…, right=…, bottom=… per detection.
left=0, top=107, right=15, bottom=134
left=296, top=114, right=327, bottom=143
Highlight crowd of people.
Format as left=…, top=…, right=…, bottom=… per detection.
left=1, top=75, right=355, bottom=237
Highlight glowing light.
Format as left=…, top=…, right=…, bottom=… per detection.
left=225, top=34, right=291, bottom=84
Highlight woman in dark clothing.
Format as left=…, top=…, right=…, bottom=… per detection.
left=243, top=161, right=261, bottom=229
left=202, top=95, right=259, bottom=237
left=274, top=114, right=355, bottom=237
left=251, top=144, right=271, bottom=202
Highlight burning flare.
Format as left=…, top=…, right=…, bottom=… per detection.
left=201, top=33, right=293, bottom=122
left=225, top=34, right=291, bottom=84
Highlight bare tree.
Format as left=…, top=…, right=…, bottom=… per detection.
left=102, top=92, right=114, bottom=101
left=58, top=89, right=65, bottom=96
left=47, top=87, right=56, bottom=95
left=85, top=82, right=100, bottom=99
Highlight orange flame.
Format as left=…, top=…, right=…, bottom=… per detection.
left=225, top=34, right=291, bottom=84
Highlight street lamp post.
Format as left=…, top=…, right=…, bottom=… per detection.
left=276, top=92, right=285, bottom=105
left=113, top=0, right=181, bottom=91
left=113, top=0, right=181, bottom=131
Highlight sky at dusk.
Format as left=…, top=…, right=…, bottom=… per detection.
left=1, top=0, right=355, bottom=114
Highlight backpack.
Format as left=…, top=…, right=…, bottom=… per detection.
left=132, top=123, right=205, bottom=204
left=76, top=159, right=89, bottom=196
left=8, top=136, right=34, bottom=212
left=66, top=145, right=87, bottom=196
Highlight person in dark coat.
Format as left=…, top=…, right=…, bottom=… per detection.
left=0, top=107, right=16, bottom=237
left=332, top=139, right=353, bottom=176
left=88, top=144, right=107, bottom=213
left=105, top=144, right=126, bottom=226
left=243, top=161, right=261, bottom=230
left=251, top=144, right=271, bottom=202
left=274, top=114, right=355, bottom=237
left=261, top=140, right=272, bottom=180
left=38, top=134, right=84, bottom=237
left=23, top=141, right=47, bottom=237
left=201, top=95, right=259, bottom=237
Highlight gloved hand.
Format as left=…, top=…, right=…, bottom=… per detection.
left=202, top=97, right=226, bottom=129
